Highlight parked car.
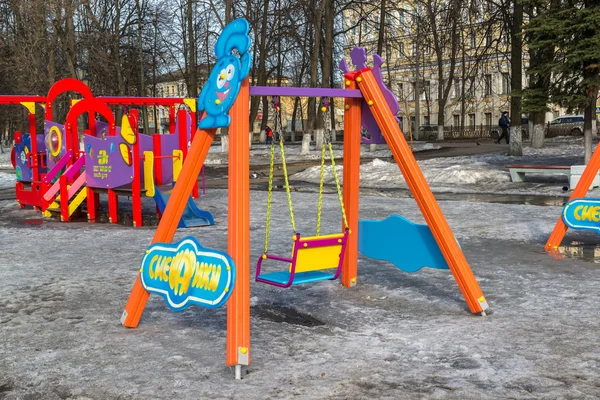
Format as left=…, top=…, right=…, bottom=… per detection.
left=418, top=125, right=440, bottom=140
left=546, top=115, right=584, bottom=137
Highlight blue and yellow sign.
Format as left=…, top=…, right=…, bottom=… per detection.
left=140, top=237, right=235, bottom=311
left=562, top=198, right=600, bottom=234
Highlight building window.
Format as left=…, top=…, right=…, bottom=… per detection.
left=424, top=45, right=431, bottom=56
left=485, top=112, right=492, bottom=126
left=484, top=74, right=492, bottom=96
left=410, top=82, right=416, bottom=101
left=453, top=114, right=460, bottom=127
left=424, top=115, right=430, bottom=125
left=469, top=113, right=476, bottom=128
left=423, top=80, right=431, bottom=99
left=502, top=72, right=510, bottom=94
left=411, top=41, right=416, bottom=56
left=485, top=32, right=493, bottom=46
left=470, top=32, right=476, bottom=49
left=398, top=83, right=404, bottom=99
left=399, top=42, right=405, bottom=57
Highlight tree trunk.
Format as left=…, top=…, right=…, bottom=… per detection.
left=187, top=0, right=197, bottom=97
left=509, top=0, right=523, bottom=156
left=135, top=0, right=149, bottom=134
left=531, top=112, right=545, bottom=148
left=376, top=0, right=387, bottom=56
left=305, top=0, right=325, bottom=155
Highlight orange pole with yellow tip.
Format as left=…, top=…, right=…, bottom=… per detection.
left=546, top=141, right=600, bottom=252
left=355, top=69, right=488, bottom=315
left=121, top=126, right=216, bottom=328
left=226, top=79, right=251, bottom=371
left=341, top=77, right=361, bottom=287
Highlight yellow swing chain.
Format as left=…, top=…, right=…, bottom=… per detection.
left=263, top=101, right=297, bottom=255
left=315, top=142, right=327, bottom=236
left=263, top=142, right=275, bottom=254
left=316, top=99, right=348, bottom=233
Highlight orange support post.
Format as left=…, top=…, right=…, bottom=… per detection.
left=342, top=78, right=361, bottom=287
left=355, top=69, right=488, bottom=315
left=546, top=142, right=600, bottom=252
left=121, top=126, right=217, bottom=328
left=227, top=78, right=251, bottom=371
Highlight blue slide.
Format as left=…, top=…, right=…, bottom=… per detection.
left=153, top=186, right=214, bottom=228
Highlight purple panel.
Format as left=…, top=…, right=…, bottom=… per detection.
left=35, top=133, right=46, bottom=153
left=137, top=134, right=153, bottom=186
left=339, top=47, right=400, bottom=145
left=44, top=121, right=67, bottom=170
left=94, top=121, right=121, bottom=138
left=158, top=112, right=192, bottom=184
left=83, top=134, right=134, bottom=189
left=249, top=86, right=363, bottom=98
left=14, top=134, right=33, bottom=182
left=160, top=134, right=178, bottom=184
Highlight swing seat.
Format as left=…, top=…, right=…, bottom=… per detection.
left=256, top=230, right=349, bottom=288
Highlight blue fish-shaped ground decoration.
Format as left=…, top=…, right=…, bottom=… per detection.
left=358, top=215, right=451, bottom=273
left=198, top=19, right=252, bottom=129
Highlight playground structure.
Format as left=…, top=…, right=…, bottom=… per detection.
left=546, top=138, right=600, bottom=251
left=122, top=19, right=489, bottom=380
left=4, top=79, right=211, bottom=228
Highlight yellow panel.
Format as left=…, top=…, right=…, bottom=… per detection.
left=183, top=98, right=196, bottom=112
left=20, top=102, right=35, bottom=114
left=143, top=151, right=155, bottom=197
left=68, top=189, right=87, bottom=216
left=120, top=114, right=136, bottom=145
left=172, top=150, right=183, bottom=181
left=293, top=232, right=345, bottom=273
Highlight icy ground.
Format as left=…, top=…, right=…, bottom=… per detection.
left=293, top=136, right=599, bottom=198
left=0, top=189, right=599, bottom=399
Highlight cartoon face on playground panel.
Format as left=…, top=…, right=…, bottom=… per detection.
left=198, top=18, right=252, bottom=129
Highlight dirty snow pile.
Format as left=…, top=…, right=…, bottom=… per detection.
left=292, top=136, right=595, bottom=196
left=293, top=157, right=510, bottom=189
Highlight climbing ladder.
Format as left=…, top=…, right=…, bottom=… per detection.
left=43, top=153, right=88, bottom=221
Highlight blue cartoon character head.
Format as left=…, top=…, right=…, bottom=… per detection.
left=198, top=19, right=252, bottom=129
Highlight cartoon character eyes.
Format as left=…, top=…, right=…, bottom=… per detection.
left=226, top=64, right=235, bottom=81
left=216, top=69, right=227, bottom=89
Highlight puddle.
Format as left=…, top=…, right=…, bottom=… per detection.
left=251, top=304, right=325, bottom=327
left=559, top=241, right=600, bottom=263
left=23, top=219, right=45, bottom=226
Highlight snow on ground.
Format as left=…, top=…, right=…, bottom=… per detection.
left=0, top=150, right=12, bottom=168
left=0, top=171, right=15, bottom=189
left=292, top=137, right=597, bottom=197
left=0, top=189, right=599, bottom=399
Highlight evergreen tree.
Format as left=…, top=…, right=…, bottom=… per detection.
left=525, top=0, right=600, bottom=161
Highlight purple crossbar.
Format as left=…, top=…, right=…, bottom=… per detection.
left=249, top=86, right=363, bottom=98
left=43, top=150, right=73, bottom=184
left=255, top=230, right=349, bottom=288
left=63, top=155, right=85, bottom=181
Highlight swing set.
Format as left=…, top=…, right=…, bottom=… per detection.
left=121, top=19, right=488, bottom=379
left=256, top=97, right=349, bottom=287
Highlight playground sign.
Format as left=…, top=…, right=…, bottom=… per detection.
left=140, top=237, right=235, bottom=311
left=562, top=198, right=600, bottom=234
